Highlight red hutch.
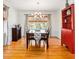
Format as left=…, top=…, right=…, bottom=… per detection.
left=61, top=4, right=75, bottom=53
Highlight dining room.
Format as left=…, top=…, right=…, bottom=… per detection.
left=3, top=0, right=75, bottom=59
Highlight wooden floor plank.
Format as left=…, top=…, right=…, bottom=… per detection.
left=3, top=38, right=74, bottom=59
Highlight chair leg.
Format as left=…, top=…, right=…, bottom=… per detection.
left=45, top=43, right=47, bottom=52
left=27, top=40, right=28, bottom=49
left=35, top=40, right=37, bottom=46
left=30, top=40, right=32, bottom=46
left=39, top=40, right=41, bottom=47
left=28, top=44, right=30, bottom=51
left=47, top=40, right=48, bottom=49
left=28, top=40, right=31, bottom=50
left=43, top=40, right=46, bottom=52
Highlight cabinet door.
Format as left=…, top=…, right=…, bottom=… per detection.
left=12, top=28, right=18, bottom=41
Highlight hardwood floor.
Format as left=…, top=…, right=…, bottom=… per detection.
left=3, top=37, right=75, bottom=59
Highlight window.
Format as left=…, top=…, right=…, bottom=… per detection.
left=27, top=14, right=49, bottom=30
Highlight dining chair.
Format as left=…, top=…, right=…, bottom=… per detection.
left=39, top=32, right=49, bottom=49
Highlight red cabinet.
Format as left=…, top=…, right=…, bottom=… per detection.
left=61, top=4, right=75, bottom=53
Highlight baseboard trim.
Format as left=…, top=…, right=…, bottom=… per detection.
left=50, top=36, right=60, bottom=39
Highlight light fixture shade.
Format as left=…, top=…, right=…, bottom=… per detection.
left=32, top=11, right=43, bottom=20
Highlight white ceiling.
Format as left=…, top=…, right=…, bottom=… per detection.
left=9, top=0, right=73, bottom=11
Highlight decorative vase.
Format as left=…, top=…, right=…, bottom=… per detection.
left=65, top=0, right=69, bottom=7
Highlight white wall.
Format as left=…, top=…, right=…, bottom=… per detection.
left=3, top=0, right=74, bottom=44
left=3, top=0, right=18, bottom=45
left=69, top=0, right=74, bottom=5
left=17, top=10, right=62, bottom=39
left=50, top=10, right=61, bottom=39
left=7, top=7, right=18, bottom=45
left=17, top=0, right=74, bottom=39
left=17, top=11, right=26, bottom=37
left=17, top=11, right=53, bottom=37
left=60, top=0, right=74, bottom=9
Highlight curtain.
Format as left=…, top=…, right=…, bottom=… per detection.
left=24, top=14, right=28, bottom=37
